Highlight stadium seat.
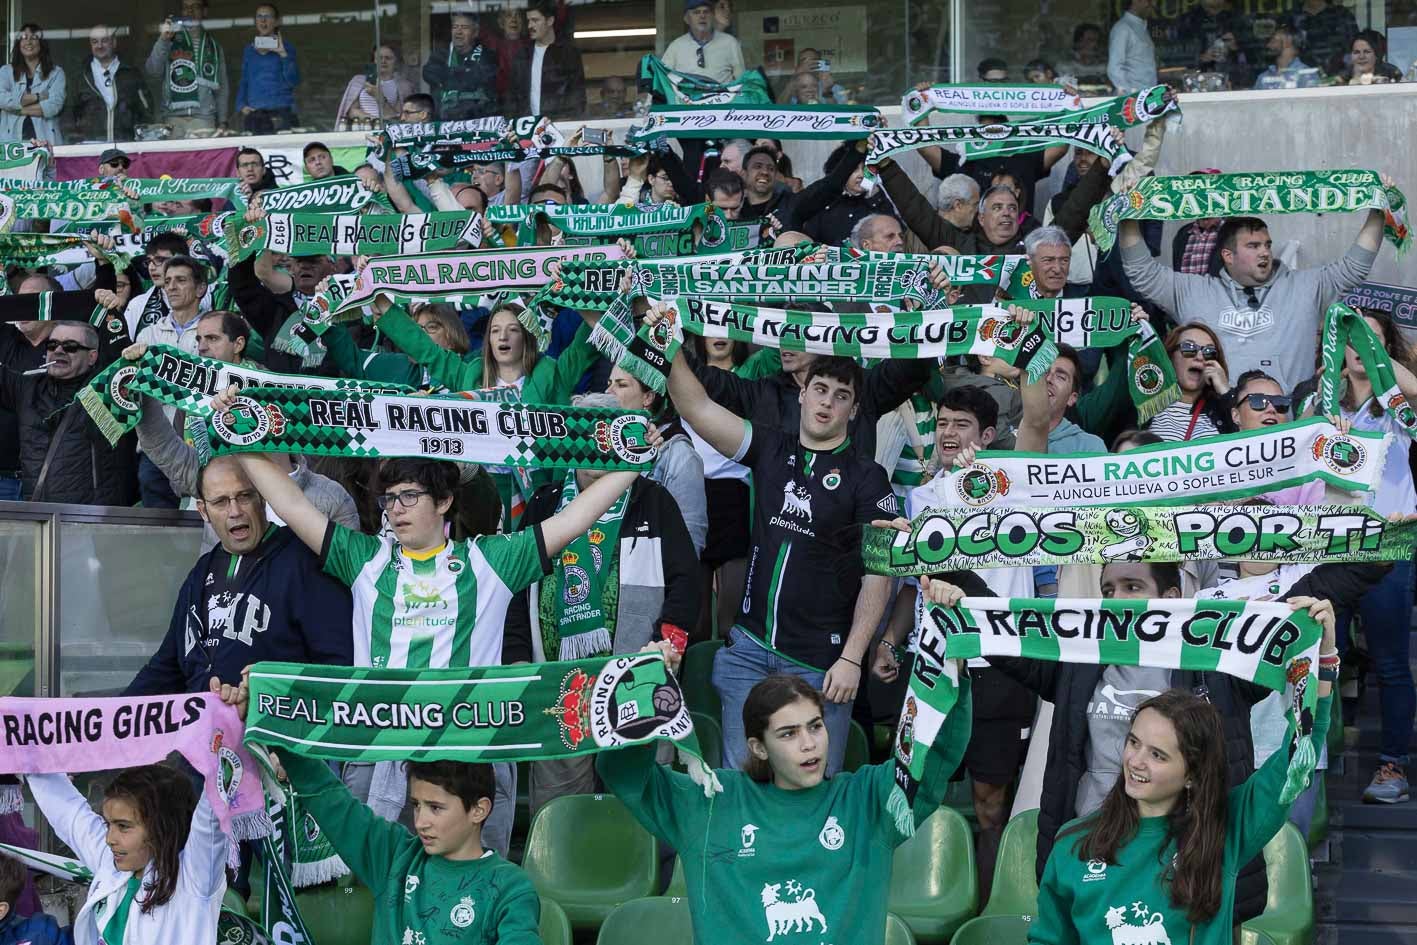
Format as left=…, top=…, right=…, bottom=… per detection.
left=982, top=809, right=1040, bottom=916
left=947, top=913, right=1031, bottom=945
left=1307, top=777, right=1328, bottom=850
left=540, top=897, right=573, bottom=945
left=889, top=807, right=979, bottom=943
left=292, top=873, right=375, bottom=945
left=522, top=793, right=659, bottom=931
left=943, top=777, right=978, bottom=827
left=680, top=640, right=723, bottom=721
left=844, top=719, right=871, bottom=772
left=885, top=911, right=919, bottom=945
left=1240, top=823, right=1313, bottom=945
left=596, top=896, right=693, bottom=945
left=664, top=856, right=688, bottom=898
left=1327, top=694, right=1344, bottom=757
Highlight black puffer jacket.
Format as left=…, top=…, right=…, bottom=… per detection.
left=0, top=361, right=138, bottom=505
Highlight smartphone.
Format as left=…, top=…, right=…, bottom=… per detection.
left=363, top=62, right=377, bottom=82
left=811, top=58, right=832, bottom=72
left=254, top=35, right=278, bottom=50
left=583, top=127, right=610, bottom=146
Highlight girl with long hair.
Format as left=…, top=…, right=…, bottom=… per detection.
left=1146, top=323, right=1232, bottom=440
left=1030, top=597, right=1335, bottom=945
left=598, top=602, right=974, bottom=945
left=26, top=764, right=227, bottom=944
left=0, top=24, right=65, bottom=144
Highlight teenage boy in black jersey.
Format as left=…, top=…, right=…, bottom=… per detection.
left=654, top=304, right=897, bottom=774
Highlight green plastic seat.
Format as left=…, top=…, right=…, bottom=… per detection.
left=1307, top=776, right=1329, bottom=850
left=523, top=793, right=659, bottom=931
left=540, top=897, right=573, bottom=945
left=948, top=914, right=1032, bottom=945
left=220, top=888, right=248, bottom=915
left=292, top=873, right=374, bottom=945
left=844, top=719, right=871, bottom=772
left=681, top=640, right=723, bottom=722
left=664, top=855, right=688, bottom=898
left=983, top=809, right=1040, bottom=916
left=1246, top=933, right=1281, bottom=945
left=596, top=896, right=694, bottom=945
left=943, top=778, right=977, bottom=826
left=1240, top=823, right=1313, bottom=945
left=889, top=807, right=979, bottom=943
left=885, top=911, right=919, bottom=945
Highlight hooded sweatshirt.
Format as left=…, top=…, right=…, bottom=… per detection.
left=1121, top=236, right=1376, bottom=395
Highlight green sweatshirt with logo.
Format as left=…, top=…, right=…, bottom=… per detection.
left=278, top=750, right=541, bottom=945
left=596, top=675, right=972, bottom=945
left=1031, top=692, right=1331, bottom=945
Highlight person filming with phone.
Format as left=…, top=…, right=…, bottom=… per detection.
left=146, top=0, right=230, bottom=136
left=235, top=2, right=300, bottom=133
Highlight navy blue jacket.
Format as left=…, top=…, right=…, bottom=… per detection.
left=0, top=911, right=69, bottom=945
left=124, top=526, right=353, bottom=695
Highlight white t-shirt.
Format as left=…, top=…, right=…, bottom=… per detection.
left=530, top=44, right=547, bottom=114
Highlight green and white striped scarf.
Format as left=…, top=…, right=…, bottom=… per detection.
left=629, top=104, right=885, bottom=143
left=489, top=203, right=710, bottom=257
left=866, top=503, right=1417, bottom=574
left=1034, top=303, right=1179, bottom=423
left=0, top=142, right=49, bottom=182
left=242, top=657, right=719, bottom=791
left=256, top=174, right=393, bottom=214
left=1090, top=169, right=1410, bottom=255
left=0, top=232, right=132, bottom=270
left=76, top=343, right=413, bottom=445
left=0, top=188, right=140, bottom=231
left=1320, top=301, right=1417, bottom=438
left=901, top=84, right=1083, bottom=123
left=191, top=387, right=659, bottom=472
left=934, top=417, right=1389, bottom=507
left=639, top=54, right=773, bottom=105
left=919, top=596, right=1323, bottom=803
left=224, top=210, right=485, bottom=263
left=24, top=177, right=245, bottom=206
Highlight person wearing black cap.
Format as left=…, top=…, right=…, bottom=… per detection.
left=96, top=147, right=131, bottom=179
left=68, top=25, right=152, bottom=143
left=301, top=141, right=347, bottom=180
left=662, top=0, right=743, bottom=83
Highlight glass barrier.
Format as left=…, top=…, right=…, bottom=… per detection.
left=57, top=521, right=203, bottom=697
left=0, top=519, right=42, bottom=698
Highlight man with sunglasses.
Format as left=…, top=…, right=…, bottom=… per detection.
left=0, top=321, right=137, bottom=504
left=662, top=0, right=744, bottom=83
left=69, top=25, right=151, bottom=144
left=1119, top=180, right=1395, bottom=395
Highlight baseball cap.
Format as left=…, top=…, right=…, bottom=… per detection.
left=98, top=148, right=130, bottom=167
left=685, top=0, right=712, bottom=11
left=302, top=141, right=331, bottom=157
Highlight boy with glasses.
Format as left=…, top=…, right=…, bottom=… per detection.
left=217, top=425, right=639, bottom=849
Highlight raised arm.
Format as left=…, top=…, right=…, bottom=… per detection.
left=665, top=343, right=748, bottom=459
left=539, top=469, right=641, bottom=556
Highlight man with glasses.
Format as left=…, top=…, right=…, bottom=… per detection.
left=234, top=146, right=275, bottom=193
left=423, top=10, right=502, bottom=120
left=1119, top=182, right=1396, bottom=394
left=218, top=439, right=640, bottom=846
left=662, top=0, right=744, bottom=83
left=123, top=455, right=353, bottom=700
left=96, top=147, right=132, bottom=179
left=68, top=26, right=152, bottom=143
left=399, top=93, right=434, bottom=123
left=0, top=321, right=137, bottom=504
left=122, top=232, right=212, bottom=339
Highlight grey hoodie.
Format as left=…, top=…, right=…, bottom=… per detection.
left=1122, top=237, right=1377, bottom=395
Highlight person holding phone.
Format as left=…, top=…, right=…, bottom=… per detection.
left=336, top=44, right=411, bottom=127
left=145, top=0, right=229, bottom=136
left=235, top=3, right=300, bottom=133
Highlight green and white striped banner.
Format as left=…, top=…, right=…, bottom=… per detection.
left=194, top=387, right=658, bottom=471
left=256, top=174, right=393, bottom=214
left=629, top=104, right=885, bottom=143
left=1320, top=301, right=1417, bottom=439
left=242, top=656, right=711, bottom=774
left=640, top=54, right=773, bottom=105
left=0, top=839, right=93, bottom=882
left=920, top=596, right=1323, bottom=802
left=0, top=142, right=49, bottom=182
left=224, top=210, right=486, bottom=263
left=76, top=344, right=414, bottom=446
left=866, top=503, right=1417, bottom=574
left=932, top=418, right=1390, bottom=508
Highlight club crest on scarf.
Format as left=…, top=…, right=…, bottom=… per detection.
left=211, top=731, right=245, bottom=808
left=955, top=463, right=1012, bottom=506
left=548, top=656, right=693, bottom=751
left=1311, top=433, right=1368, bottom=475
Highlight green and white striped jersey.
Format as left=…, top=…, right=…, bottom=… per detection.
left=321, top=522, right=548, bottom=670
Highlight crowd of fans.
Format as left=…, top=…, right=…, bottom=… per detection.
left=0, top=0, right=1410, bottom=145
left=0, top=4, right=1411, bottom=945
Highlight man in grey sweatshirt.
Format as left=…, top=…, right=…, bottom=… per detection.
left=1119, top=195, right=1391, bottom=396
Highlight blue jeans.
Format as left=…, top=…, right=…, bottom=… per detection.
left=712, top=626, right=851, bottom=776
left=1337, top=558, right=1415, bottom=765
left=137, top=454, right=180, bottom=509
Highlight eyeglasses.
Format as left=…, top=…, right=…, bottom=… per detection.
left=44, top=340, right=93, bottom=353
left=19, top=31, right=42, bottom=40
left=1243, top=393, right=1291, bottom=413
left=1177, top=340, right=1218, bottom=360
left=1243, top=286, right=1260, bottom=310
left=203, top=490, right=260, bottom=512
left=400, top=108, right=426, bottom=119
left=376, top=489, right=430, bottom=510
left=696, top=46, right=705, bottom=68
left=255, top=12, right=276, bottom=19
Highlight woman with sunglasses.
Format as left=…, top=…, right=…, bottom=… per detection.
left=0, top=24, right=65, bottom=144
left=1146, top=323, right=1232, bottom=441
left=1301, top=308, right=1417, bottom=804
